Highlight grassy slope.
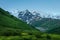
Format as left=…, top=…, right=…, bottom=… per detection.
left=0, top=8, right=40, bottom=35
left=32, top=18, right=60, bottom=34
left=47, top=27, right=60, bottom=34
left=39, top=18, right=60, bottom=34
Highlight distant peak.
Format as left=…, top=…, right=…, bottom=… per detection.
left=25, top=9, right=30, bottom=12
left=33, top=11, right=37, bottom=13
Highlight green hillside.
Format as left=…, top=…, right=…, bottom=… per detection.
left=39, top=18, right=60, bottom=34
left=0, top=8, right=40, bottom=35
left=0, top=8, right=60, bottom=40
left=40, top=18, right=60, bottom=29
left=47, top=27, right=60, bottom=34
left=31, top=18, right=60, bottom=34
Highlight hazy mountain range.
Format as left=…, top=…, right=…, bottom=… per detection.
left=17, top=9, right=60, bottom=33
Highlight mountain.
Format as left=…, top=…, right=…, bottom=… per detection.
left=18, top=10, right=60, bottom=33
left=18, top=9, right=34, bottom=23
left=0, top=8, right=41, bottom=36
left=18, top=10, right=41, bottom=24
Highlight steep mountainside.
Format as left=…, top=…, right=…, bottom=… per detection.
left=18, top=10, right=41, bottom=24
left=0, top=8, right=40, bottom=36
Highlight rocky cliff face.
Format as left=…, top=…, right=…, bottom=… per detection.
left=18, top=9, right=41, bottom=24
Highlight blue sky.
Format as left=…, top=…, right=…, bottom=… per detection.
left=0, top=0, right=60, bottom=16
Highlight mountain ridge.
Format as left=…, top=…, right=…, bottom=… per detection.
left=18, top=10, right=60, bottom=33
